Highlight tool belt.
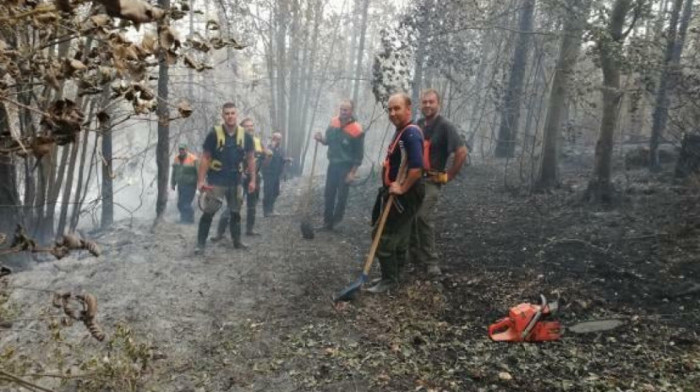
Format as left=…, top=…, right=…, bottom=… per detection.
left=423, top=170, right=448, bottom=184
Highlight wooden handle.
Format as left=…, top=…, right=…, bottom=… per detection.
left=302, top=141, right=319, bottom=214
left=362, top=141, right=408, bottom=276
left=362, top=193, right=395, bottom=275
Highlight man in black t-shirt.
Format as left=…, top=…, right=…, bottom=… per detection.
left=410, top=89, right=468, bottom=277
left=262, top=132, right=290, bottom=217
left=195, top=102, right=256, bottom=254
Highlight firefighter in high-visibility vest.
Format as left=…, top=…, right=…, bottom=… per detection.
left=195, top=102, right=256, bottom=255
left=171, top=143, right=198, bottom=223
left=211, top=117, right=266, bottom=240
left=410, top=89, right=468, bottom=277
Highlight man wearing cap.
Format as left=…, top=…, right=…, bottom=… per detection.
left=171, top=143, right=198, bottom=223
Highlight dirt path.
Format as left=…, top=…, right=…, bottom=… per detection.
left=1, top=162, right=699, bottom=391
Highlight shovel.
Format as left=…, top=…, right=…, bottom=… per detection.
left=334, top=142, right=408, bottom=302
left=300, top=140, right=319, bottom=239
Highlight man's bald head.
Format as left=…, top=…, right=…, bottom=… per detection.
left=387, top=93, right=412, bottom=128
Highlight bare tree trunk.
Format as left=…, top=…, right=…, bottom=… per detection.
left=586, top=0, right=634, bottom=203
left=495, top=0, right=536, bottom=158
left=352, top=0, right=370, bottom=106
left=649, top=0, right=693, bottom=169
left=155, top=0, right=171, bottom=224
left=0, top=103, right=20, bottom=236
left=101, top=119, right=113, bottom=230
left=537, top=0, right=590, bottom=190
left=275, top=1, right=288, bottom=133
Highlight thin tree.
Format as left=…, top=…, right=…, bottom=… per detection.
left=495, top=0, right=536, bottom=158
left=154, top=0, right=172, bottom=224
left=649, top=0, right=693, bottom=170
left=536, top=0, right=591, bottom=190
left=586, top=0, right=635, bottom=203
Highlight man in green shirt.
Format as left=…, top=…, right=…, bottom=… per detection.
left=171, top=144, right=198, bottom=223
left=313, top=100, right=364, bottom=230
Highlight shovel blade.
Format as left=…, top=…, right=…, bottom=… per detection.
left=300, top=219, right=314, bottom=239
left=568, top=319, right=624, bottom=334
left=334, top=274, right=368, bottom=302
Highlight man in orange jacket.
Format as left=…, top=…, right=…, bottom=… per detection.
left=171, top=144, right=198, bottom=223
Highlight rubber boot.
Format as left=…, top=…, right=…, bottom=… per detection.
left=211, top=213, right=229, bottom=242
left=246, top=206, right=259, bottom=235
left=196, top=213, right=214, bottom=254
left=230, top=212, right=247, bottom=249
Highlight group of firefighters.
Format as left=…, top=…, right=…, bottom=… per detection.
left=171, top=89, right=467, bottom=294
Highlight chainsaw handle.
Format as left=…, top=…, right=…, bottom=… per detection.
left=488, top=318, right=512, bottom=337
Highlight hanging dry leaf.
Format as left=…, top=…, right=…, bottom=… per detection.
left=62, top=58, right=87, bottom=77
left=170, top=6, right=187, bottom=20
left=188, top=32, right=211, bottom=53
left=95, top=0, right=166, bottom=23
left=86, top=13, right=112, bottom=30
left=96, top=111, right=111, bottom=125
left=178, top=101, right=193, bottom=118
left=30, top=136, right=54, bottom=159
left=165, top=49, right=178, bottom=65
left=206, top=19, right=219, bottom=31
left=140, top=32, right=158, bottom=54
left=183, top=53, right=199, bottom=70
left=158, top=26, right=178, bottom=49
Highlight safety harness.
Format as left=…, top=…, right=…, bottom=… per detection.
left=383, top=124, right=421, bottom=186
left=209, top=125, right=245, bottom=171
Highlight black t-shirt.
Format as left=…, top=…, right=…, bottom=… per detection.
left=417, top=115, right=465, bottom=172
left=203, top=127, right=254, bottom=186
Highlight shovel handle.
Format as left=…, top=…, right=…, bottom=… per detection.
left=302, top=140, right=319, bottom=215
left=362, top=141, right=408, bottom=276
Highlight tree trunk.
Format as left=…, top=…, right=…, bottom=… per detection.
left=536, top=0, right=590, bottom=190
left=649, top=0, right=692, bottom=169
left=495, top=0, right=536, bottom=158
left=0, top=103, right=20, bottom=236
left=275, top=1, right=288, bottom=133
left=155, top=0, right=171, bottom=223
left=101, top=116, right=113, bottom=230
left=586, top=0, right=634, bottom=203
left=352, top=0, right=371, bottom=106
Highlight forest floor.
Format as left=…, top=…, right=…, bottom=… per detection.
left=1, top=153, right=699, bottom=392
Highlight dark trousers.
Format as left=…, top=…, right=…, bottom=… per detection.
left=216, top=177, right=260, bottom=235
left=324, top=162, right=352, bottom=227
left=177, top=184, right=196, bottom=223
left=263, top=173, right=280, bottom=215
left=197, top=185, right=243, bottom=247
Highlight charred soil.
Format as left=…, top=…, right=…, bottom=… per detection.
left=0, top=158, right=698, bottom=391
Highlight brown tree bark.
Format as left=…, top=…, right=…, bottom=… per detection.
left=586, top=0, right=634, bottom=203
left=154, top=0, right=171, bottom=223
left=495, top=0, right=536, bottom=158
left=536, top=0, right=590, bottom=190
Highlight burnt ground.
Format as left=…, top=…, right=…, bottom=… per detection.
left=1, top=155, right=699, bottom=391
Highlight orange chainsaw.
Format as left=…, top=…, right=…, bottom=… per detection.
left=488, top=295, right=562, bottom=342
left=488, top=295, right=625, bottom=342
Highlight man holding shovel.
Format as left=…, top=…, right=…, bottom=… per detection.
left=313, top=99, right=364, bottom=231
left=194, top=102, right=256, bottom=255
left=366, top=93, right=425, bottom=294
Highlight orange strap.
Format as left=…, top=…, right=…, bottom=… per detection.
left=383, top=125, right=420, bottom=186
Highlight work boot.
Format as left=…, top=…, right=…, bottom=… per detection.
left=233, top=240, right=248, bottom=249
left=194, top=244, right=205, bottom=256
left=366, top=279, right=397, bottom=294
left=245, top=230, right=260, bottom=236
left=427, top=265, right=442, bottom=277
left=210, top=234, right=224, bottom=243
